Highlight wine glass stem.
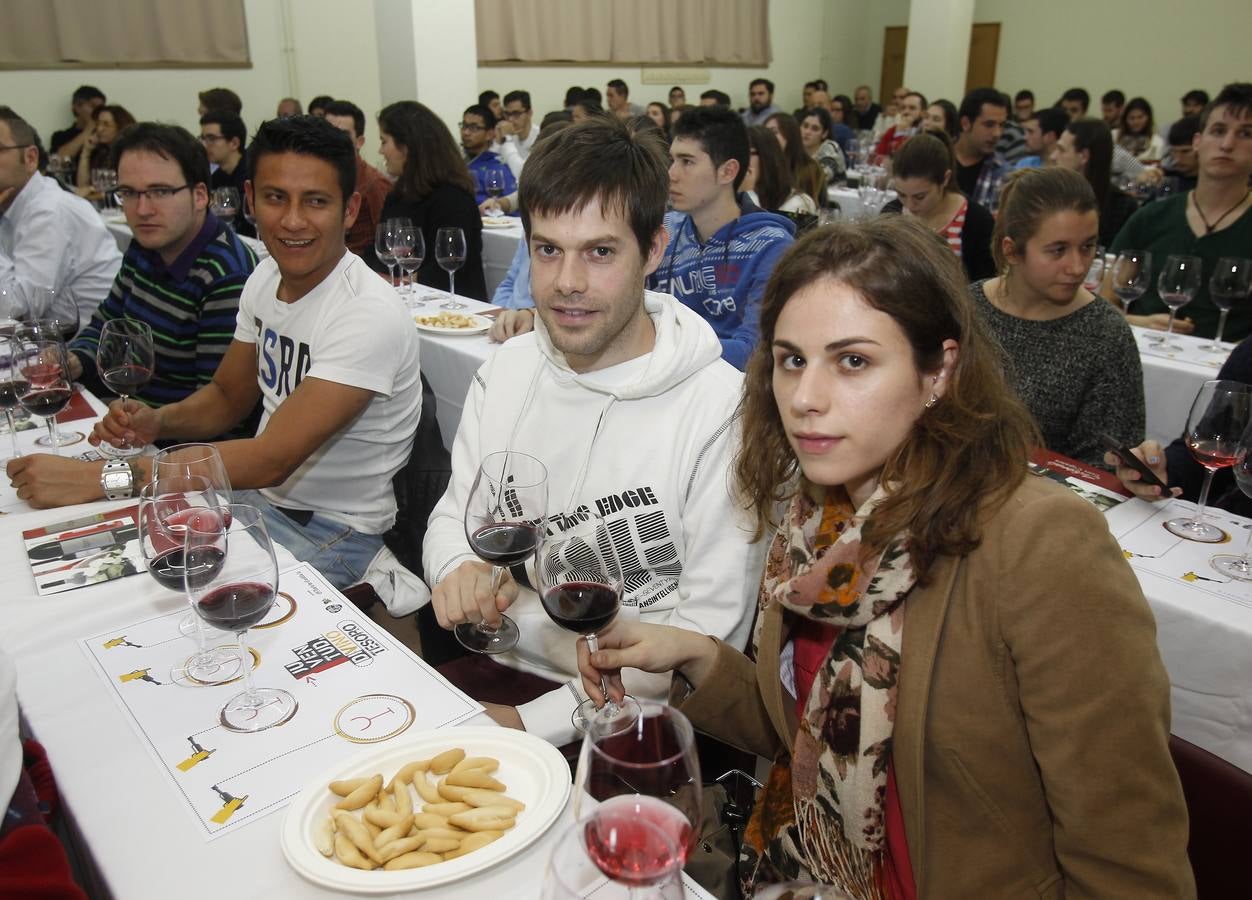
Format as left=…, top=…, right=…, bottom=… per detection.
left=1192, top=468, right=1216, bottom=527
left=1165, top=308, right=1177, bottom=337
left=5, top=409, right=18, bottom=458
left=1215, top=309, right=1230, bottom=345
left=475, top=565, right=505, bottom=636
left=585, top=631, right=615, bottom=712
left=46, top=415, right=60, bottom=456
left=234, top=628, right=259, bottom=702
left=448, top=271, right=456, bottom=296
left=388, top=263, right=398, bottom=287
left=1239, top=524, right=1252, bottom=569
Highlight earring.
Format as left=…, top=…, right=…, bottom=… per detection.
left=925, top=393, right=939, bottom=409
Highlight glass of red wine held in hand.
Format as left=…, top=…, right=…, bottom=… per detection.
left=96, top=318, right=154, bottom=457
left=0, top=336, right=25, bottom=461
left=1165, top=380, right=1252, bottom=542
left=538, top=511, right=637, bottom=732
left=185, top=503, right=295, bottom=732
left=435, top=227, right=468, bottom=309
left=541, top=815, right=683, bottom=900
left=458, top=450, right=548, bottom=654
left=17, top=340, right=75, bottom=453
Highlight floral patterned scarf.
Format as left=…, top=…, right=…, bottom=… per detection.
left=741, top=483, right=917, bottom=899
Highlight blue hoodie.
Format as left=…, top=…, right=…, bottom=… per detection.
left=647, top=195, right=795, bottom=369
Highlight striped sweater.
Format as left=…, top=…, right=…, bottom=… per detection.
left=71, top=215, right=257, bottom=408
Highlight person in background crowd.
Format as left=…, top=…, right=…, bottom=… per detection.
left=1052, top=118, right=1139, bottom=247
left=200, top=109, right=255, bottom=238
left=578, top=217, right=1191, bottom=900
left=1160, top=116, right=1201, bottom=194
left=1119, top=97, right=1166, bottom=161
left=645, top=102, right=671, bottom=138
left=1171, top=89, right=1211, bottom=135
left=700, top=89, right=732, bottom=108
left=606, top=79, right=643, bottom=119
left=826, top=93, right=857, bottom=152
left=647, top=106, right=795, bottom=369
left=477, top=90, right=503, bottom=121
left=494, top=90, right=539, bottom=178
left=954, top=87, right=1009, bottom=213
left=307, top=95, right=333, bottom=118
left=793, top=80, right=821, bottom=119
left=766, top=112, right=828, bottom=212
left=0, top=107, right=121, bottom=327
left=425, top=115, right=761, bottom=746
left=563, top=86, right=585, bottom=111
left=668, top=104, right=689, bottom=129
left=798, top=106, right=846, bottom=183
left=370, top=101, right=487, bottom=300
left=323, top=101, right=392, bottom=258
left=881, top=131, right=995, bottom=281
left=570, top=96, right=603, bottom=122
left=1110, top=82, right=1252, bottom=341
left=276, top=97, right=302, bottom=118
left=744, top=124, right=817, bottom=216
left=743, top=78, right=781, bottom=126
left=1013, top=106, right=1069, bottom=170
left=1013, top=88, right=1035, bottom=123
left=197, top=87, right=242, bottom=116
left=1060, top=87, right=1090, bottom=120
left=875, top=90, right=926, bottom=158
left=669, top=85, right=686, bottom=108
left=995, top=90, right=1031, bottom=164
left=974, top=166, right=1143, bottom=466
left=460, top=104, right=517, bottom=207
left=853, top=83, right=882, bottom=131
left=923, top=99, right=959, bottom=141
left=51, top=85, right=105, bottom=168
left=1101, top=89, right=1126, bottom=128
left=75, top=104, right=135, bottom=194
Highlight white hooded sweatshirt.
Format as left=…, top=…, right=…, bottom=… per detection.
left=423, top=291, right=763, bottom=746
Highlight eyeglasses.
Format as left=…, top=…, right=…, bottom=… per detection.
left=0, top=143, right=31, bottom=152
left=458, top=122, right=487, bottom=133
left=113, top=185, right=192, bottom=204
left=504, top=109, right=528, bottom=119
left=199, top=134, right=226, bottom=144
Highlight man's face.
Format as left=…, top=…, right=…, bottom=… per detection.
left=669, top=88, right=685, bottom=107
left=503, top=100, right=531, bottom=136
left=749, top=83, right=772, bottom=113
left=961, top=103, right=1007, bottom=156
left=528, top=195, right=664, bottom=373
left=606, top=86, right=626, bottom=111
left=810, top=91, right=830, bottom=112
left=854, top=88, right=871, bottom=112
left=1183, top=99, right=1206, bottom=118
left=1101, top=101, right=1123, bottom=126
left=0, top=121, right=38, bottom=204
left=199, top=124, right=235, bottom=165
left=668, top=136, right=734, bottom=215
left=1195, top=105, right=1252, bottom=181
left=892, top=88, right=909, bottom=108
left=72, top=96, right=103, bottom=125
left=1061, top=99, right=1085, bottom=120
left=247, top=151, right=360, bottom=300
left=1023, top=119, right=1043, bottom=153
left=1170, top=142, right=1198, bottom=176
left=276, top=99, right=301, bottom=118
left=898, top=95, right=923, bottom=126
left=324, top=114, right=364, bottom=160
left=699, top=96, right=718, bottom=108
left=1014, top=97, right=1034, bottom=122
left=1050, top=130, right=1086, bottom=172
left=802, top=86, right=814, bottom=107
left=460, top=113, right=492, bottom=155
left=116, top=149, right=206, bottom=262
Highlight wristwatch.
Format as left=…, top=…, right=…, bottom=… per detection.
left=100, top=459, right=137, bottom=500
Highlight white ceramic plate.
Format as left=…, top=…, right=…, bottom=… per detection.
left=281, top=726, right=571, bottom=894
left=480, top=216, right=516, bottom=228
left=413, top=313, right=491, bottom=336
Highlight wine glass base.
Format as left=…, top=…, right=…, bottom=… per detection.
left=35, top=429, right=84, bottom=447
left=454, top=616, right=519, bottom=654
left=441, top=300, right=468, bottom=310
left=220, top=686, right=298, bottom=733
left=1164, top=516, right=1229, bottom=543
left=1210, top=554, right=1252, bottom=581
left=573, top=695, right=641, bottom=736
left=171, top=644, right=249, bottom=687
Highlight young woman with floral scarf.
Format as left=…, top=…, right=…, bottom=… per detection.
left=577, top=219, right=1194, bottom=899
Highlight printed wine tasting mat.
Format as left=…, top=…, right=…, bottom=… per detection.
left=23, top=501, right=143, bottom=593
left=78, top=562, right=484, bottom=840
left=1105, top=498, right=1252, bottom=610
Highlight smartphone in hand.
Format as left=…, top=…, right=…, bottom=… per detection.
left=1100, top=434, right=1170, bottom=492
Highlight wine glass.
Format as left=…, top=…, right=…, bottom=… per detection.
left=1152, top=254, right=1202, bottom=348
left=96, top=318, right=154, bottom=458
left=1210, top=425, right=1252, bottom=581
left=484, top=167, right=507, bottom=216
left=541, top=816, right=683, bottom=900
left=209, top=187, right=241, bottom=226
left=1082, top=246, right=1106, bottom=293
left=1164, top=380, right=1252, bottom=542
left=573, top=702, right=702, bottom=874
left=397, top=227, right=425, bottom=299
left=436, top=227, right=468, bottom=309
left=138, top=477, right=241, bottom=686
left=385, top=225, right=416, bottom=294
left=458, top=450, right=548, bottom=654
left=184, top=503, right=296, bottom=732
left=1201, top=257, right=1252, bottom=352
left=1111, top=250, right=1153, bottom=316
left=537, top=511, right=638, bottom=732
left=375, top=221, right=400, bottom=288
left=17, top=340, right=75, bottom=454
left=0, top=336, right=25, bottom=461
left=98, top=169, right=118, bottom=211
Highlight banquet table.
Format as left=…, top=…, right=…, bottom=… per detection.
left=481, top=217, right=525, bottom=299
left=1133, top=326, right=1231, bottom=445
left=826, top=185, right=896, bottom=220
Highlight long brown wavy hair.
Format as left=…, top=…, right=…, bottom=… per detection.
left=734, top=218, right=1041, bottom=582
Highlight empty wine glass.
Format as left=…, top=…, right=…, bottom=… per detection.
left=458, top=450, right=548, bottom=654
left=397, top=227, right=425, bottom=299
left=541, top=816, right=683, bottom=900
left=1111, top=250, right=1153, bottom=315
left=184, top=503, right=296, bottom=732
left=375, top=221, right=401, bottom=288
left=209, top=187, right=241, bottom=226
left=436, top=227, right=468, bottom=309
left=17, top=340, right=75, bottom=453
left=1210, top=425, right=1252, bottom=581
left=0, top=336, right=25, bottom=461
left=1082, top=246, right=1106, bottom=293
left=386, top=225, right=416, bottom=294
left=1152, top=254, right=1202, bottom=348
left=1165, top=380, right=1252, bottom=542
left=96, top=318, right=154, bottom=458
left=1201, top=257, right=1251, bottom=352
left=537, top=511, right=638, bottom=732
left=98, top=169, right=118, bottom=211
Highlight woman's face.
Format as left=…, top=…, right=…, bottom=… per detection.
left=647, top=104, right=666, bottom=129
left=765, top=119, right=786, bottom=151
left=894, top=175, right=946, bottom=219
left=924, top=104, right=948, bottom=135
left=800, top=116, right=826, bottom=152
left=95, top=111, right=118, bottom=144
left=830, top=101, right=845, bottom=123
left=771, top=277, right=954, bottom=509
left=1125, top=108, right=1149, bottom=135
left=1005, top=209, right=1100, bottom=305
left=378, top=131, right=406, bottom=177
left=669, top=88, right=685, bottom=107
left=742, top=147, right=759, bottom=193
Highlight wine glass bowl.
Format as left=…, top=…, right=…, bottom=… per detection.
left=0, top=335, right=26, bottom=460
left=1153, top=254, right=1202, bottom=348
left=96, top=318, right=154, bottom=457
left=1202, top=256, right=1252, bottom=351
left=1111, top=250, right=1153, bottom=316
left=16, top=339, right=76, bottom=453
left=436, top=227, right=468, bottom=309
left=392, top=225, right=425, bottom=298
left=209, top=187, right=241, bottom=225
left=541, top=816, right=683, bottom=900
left=1165, top=380, right=1252, bottom=542
left=484, top=167, right=507, bottom=216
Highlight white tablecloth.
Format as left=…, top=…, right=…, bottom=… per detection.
left=826, top=185, right=896, bottom=220
left=1133, top=326, right=1231, bottom=445
left=481, top=219, right=525, bottom=299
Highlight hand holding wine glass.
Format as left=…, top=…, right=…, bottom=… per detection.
left=1164, top=380, right=1252, bottom=542
left=1202, top=256, right=1251, bottom=351
left=436, top=226, right=468, bottom=309
left=1153, top=254, right=1202, bottom=347
left=1111, top=250, right=1153, bottom=315
left=17, top=340, right=75, bottom=454
left=96, top=318, right=154, bottom=457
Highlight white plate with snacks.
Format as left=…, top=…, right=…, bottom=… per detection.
left=413, top=312, right=492, bottom=335
left=281, top=726, right=571, bottom=893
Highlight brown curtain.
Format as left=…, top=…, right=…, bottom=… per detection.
left=476, top=0, right=769, bottom=65
left=0, top=0, right=250, bottom=69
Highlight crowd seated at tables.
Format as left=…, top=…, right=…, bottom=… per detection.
left=5, top=64, right=1252, bottom=899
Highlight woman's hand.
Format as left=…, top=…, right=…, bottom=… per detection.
left=1103, top=440, right=1182, bottom=501
left=576, top=619, right=718, bottom=707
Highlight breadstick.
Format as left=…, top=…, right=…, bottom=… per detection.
left=449, top=807, right=516, bottom=832
left=460, top=788, right=525, bottom=811
left=377, top=835, right=425, bottom=861
left=335, top=774, right=382, bottom=810
left=412, top=812, right=449, bottom=830
left=329, top=776, right=372, bottom=797
left=412, top=771, right=443, bottom=805
left=421, top=837, right=461, bottom=854
left=422, top=802, right=471, bottom=817
left=446, top=769, right=507, bottom=791
left=364, top=807, right=404, bottom=829
left=429, top=748, right=466, bottom=775
left=376, top=814, right=414, bottom=847
left=334, top=833, right=376, bottom=870
left=383, top=851, right=443, bottom=870
left=393, top=780, right=413, bottom=818
left=448, top=756, right=500, bottom=777
left=314, top=817, right=335, bottom=857
left=335, top=811, right=385, bottom=864
left=443, top=831, right=504, bottom=859
left=385, top=759, right=430, bottom=793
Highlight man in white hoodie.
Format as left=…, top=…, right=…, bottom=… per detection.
left=423, top=117, right=763, bottom=747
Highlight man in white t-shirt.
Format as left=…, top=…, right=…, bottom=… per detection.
left=8, top=116, right=421, bottom=588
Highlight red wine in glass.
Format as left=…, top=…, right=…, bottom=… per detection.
left=542, top=581, right=620, bottom=634
left=101, top=364, right=153, bottom=396
left=196, top=581, right=276, bottom=632
left=148, top=545, right=225, bottom=593
left=584, top=796, right=686, bottom=887
left=0, top=378, right=26, bottom=410
left=20, top=387, right=71, bottom=418
left=1189, top=438, right=1241, bottom=469
left=469, top=522, right=541, bottom=567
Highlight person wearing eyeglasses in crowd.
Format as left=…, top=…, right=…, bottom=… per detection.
left=460, top=104, right=517, bottom=209
left=492, top=90, right=539, bottom=179
left=200, top=109, right=255, bottom=238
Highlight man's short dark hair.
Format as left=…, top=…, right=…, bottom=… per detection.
left=672, top=105, right=750, bottom=191
left=1182, top=89, right=1211, bottom=108
left=1200, top=82, right=1252, bottom=130
left=463, top=104, right=497, bottom=130
left=111, top=122, right=209, bottom=189
left=906, top=90, right=927, bottom=109
left=72, top=85, right=105, bottom=105
left=1101, top=89, right=1125, bottom=107
left=813, top=79, right=828, bottom=92
left=0, top=107, right=45, bottom=168
left=607, top=79, right=628, bottom=97
left=503, top=90, right=531, bottom=110
left=478, top=90, right=499, bottom=107
left=518, top=116, right=668, bottom=259
left=1037, top=107, right=1070, bottom=140
left=198, top=110, right=247, bottom=151
left=323, top=100, right=366, bottom=138
left=804, top=81, right=820, bottom=92
left=564, top=86, right=586, bottom=108
left=1014, top=89, right=1034, bottom=103
left=1168, top=115, right=1201, bottom=147
left=308, top=95, right=334, bottom=115
left=958, top=87, right=1008, bottom=126
left=1060, top=88, right=1090, bottom=111
left=699, top=89, right=732, bottom=107
left=248, top=115, right=357, bottom=203
left=198, top=87, right=242, bottom=115
left=541, top=110, right=573, bottom=129
left=750, top=78, right=775, bottom=95
left=585, top=87, right=603, bottom=103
